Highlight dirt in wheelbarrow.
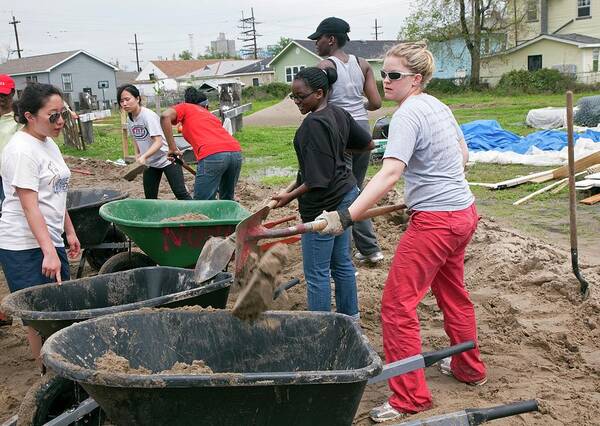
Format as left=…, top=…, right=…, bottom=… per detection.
left=160, top=212, right=211, bottom=222
left=1, top=156, right=600, bottom=424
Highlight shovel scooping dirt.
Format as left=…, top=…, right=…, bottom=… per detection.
left=232, top=244, right=289, bottom=321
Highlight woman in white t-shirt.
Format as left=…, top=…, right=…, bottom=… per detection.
left=0, top=83, right=81, bottom=369
left=117, top=85, right=191, bottom=200
left=316, top=42, right=486, bottom=423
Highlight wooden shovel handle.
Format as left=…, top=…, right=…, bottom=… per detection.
left=255, top=203, right=406, bottom=239
left=171, top=156, right=196, bottom=176
left=266, top=181, right=298, bottom=209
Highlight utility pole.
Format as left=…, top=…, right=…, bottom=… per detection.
left=372, top=19, right=382, bottom=41
left=8, top=15, right=23, bottom=58
left=129, top=34, right=143, bottom=71
left=238, top=8, right=261, bottom=59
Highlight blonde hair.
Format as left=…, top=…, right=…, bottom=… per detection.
left=385, top=41, right=435, bottom=88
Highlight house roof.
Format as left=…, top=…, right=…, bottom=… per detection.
left=182, top=60, right=261, bottom=79
left=485, top=33, right=600, bottom=57
left=0, top=50, right=118, bottom=76
left=116, top=71, right=139, bottom=87
left=294, top=39, right=399, bottom=60
left=269, top=39, right=400, bottom=67
left=224, top=58, right=272, bottom=75
left=149, top=59, right=223, bottom=78
left=550, top=33, right=600, bottom=45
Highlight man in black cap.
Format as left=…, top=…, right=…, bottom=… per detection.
left=309, top=17, right=384, bottom=265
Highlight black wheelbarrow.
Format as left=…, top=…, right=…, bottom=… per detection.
left=66, top=188, right=129, bottom=277
left=41, top=310, right=480, bottom=426
left=0, top=267, right=233, bottom=426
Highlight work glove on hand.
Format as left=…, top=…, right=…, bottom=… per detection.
left=315, top=208, right=353, bottom=236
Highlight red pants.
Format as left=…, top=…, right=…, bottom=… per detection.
left=382, top=203, right=486, bottom=413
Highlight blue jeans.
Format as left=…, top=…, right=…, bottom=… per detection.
left=194, top=151, right=242, bottom=200
left=301, top=186, right=359, bottom=316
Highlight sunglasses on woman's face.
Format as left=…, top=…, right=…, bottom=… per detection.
left=380, top=70, right=417, bottom=81
left=49, top=109, right=70, bottom=124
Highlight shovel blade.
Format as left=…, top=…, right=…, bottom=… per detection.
left=193, top=235, right=236, bottom=284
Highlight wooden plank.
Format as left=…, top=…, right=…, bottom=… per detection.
left=489, top=169, right=556, bottom=190
left=580, top=193, right=600, bottom=205
left=552, top=150, right=600, bottom=179
left=513, top=171, right=587, bottom=205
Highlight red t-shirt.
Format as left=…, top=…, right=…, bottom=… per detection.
left=173, top=103, right=241, bottom=161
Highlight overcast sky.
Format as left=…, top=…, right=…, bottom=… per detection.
left=0, top=0, right=411, bottom=70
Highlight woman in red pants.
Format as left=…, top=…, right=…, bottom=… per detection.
left=316, top=42, right=487, bottom=423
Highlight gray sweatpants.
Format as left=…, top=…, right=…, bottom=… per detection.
left=352, top=120, right=382, bottom=256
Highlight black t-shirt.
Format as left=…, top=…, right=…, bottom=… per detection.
left=293, top=104, right=371, bottom=222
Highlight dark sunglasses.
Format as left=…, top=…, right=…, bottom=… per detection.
left=289, top=91, right=316, bottom=101
left=380, top=70, right=417, bottom=80
left=49, top=109, right=70, bottom=124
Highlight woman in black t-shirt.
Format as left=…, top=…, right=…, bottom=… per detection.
left=272, top=67, right=373, bottom=320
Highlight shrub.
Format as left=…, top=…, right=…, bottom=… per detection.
left=497, top=68, right=576, bottom=94
left=242, top=82, right=290, bottom=101
left=426, top=78, right=465, bottom=94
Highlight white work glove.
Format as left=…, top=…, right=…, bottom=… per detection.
left=315, top=209, right=353, bottom=236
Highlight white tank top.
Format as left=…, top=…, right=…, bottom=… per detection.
left=327, top=55, right=368, bottom=121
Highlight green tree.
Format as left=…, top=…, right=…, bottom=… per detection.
left=197, top=47, right=239, bottom=60
left=399, top=0, right=521, bottom=88
left=268, top=37, right=293, bottom=57
left=178, top=50, right=193, bottom=60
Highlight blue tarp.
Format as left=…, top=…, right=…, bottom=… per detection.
left=461, top=120, right=600, bottom=154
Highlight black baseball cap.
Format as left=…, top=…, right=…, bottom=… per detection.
left=308, top=17, right=350, bottom=40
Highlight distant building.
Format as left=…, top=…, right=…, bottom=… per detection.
left=211, top=33, right=236, bottom=57
left=0, top=50, right=118, bottom=110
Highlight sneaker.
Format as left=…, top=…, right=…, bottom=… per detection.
left=354, top=251, right=384, bottom=264
left=438, top=357, right=487, bottom=386
left=369, top=402, right=409, bottom=423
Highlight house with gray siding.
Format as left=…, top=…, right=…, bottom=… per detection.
left=0, top=50, right=118, bottom=110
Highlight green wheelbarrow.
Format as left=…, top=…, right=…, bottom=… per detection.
left=99, top=199, right=251, bottom=271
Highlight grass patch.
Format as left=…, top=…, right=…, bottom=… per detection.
left=243, top=99, right=282, bottom=116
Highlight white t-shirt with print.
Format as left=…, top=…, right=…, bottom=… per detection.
left=0, top=131, right=71, bottom=250
left=127, top=107, right=170, bottom=168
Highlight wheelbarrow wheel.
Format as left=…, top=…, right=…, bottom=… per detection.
left=18, top=373, right=105, bottom=425
left=85, top=227, right=128, bottom=271
left=98, top=251, right=155, bottom=275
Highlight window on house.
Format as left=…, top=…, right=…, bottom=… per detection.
left=285, top=65, right=306, bottom=83
left=25, top=75, right=38, bottom=84
left=593, top=48, right=599, bottom=72
left=578, top=0, right=591, bottom=18
left=528, top=55, right=543, bottom=71
left=252, top=78, right=260, bottom=87
left=61, top=73, right=73, bottom=92
left=527, top=0, right=538, bottom=21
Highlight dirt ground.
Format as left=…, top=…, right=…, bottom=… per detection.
left=1, top=156, right=599, bottom=425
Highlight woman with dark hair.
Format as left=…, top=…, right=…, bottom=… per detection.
left=160, top=86, right=242, bottom=200
left=117, top=84, right=191, bottom=200
left=309, top=17, right=384, bottom=265
left=0, top=74, right=20, bottom=206
left=0, top=83, right=80, bottom=369
left=271, top=67, right=373, bottom=320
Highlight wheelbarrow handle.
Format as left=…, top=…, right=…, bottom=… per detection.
left=255, top=204, right=406, bottom=240
left=466, top=399, right=539, bottom=424
left=422, top=340, right=475, bottom=367
left=367, top=341, right=474, bottom=384
left=273, top=277, right=301, bottom=300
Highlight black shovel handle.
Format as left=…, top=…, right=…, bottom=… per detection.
left=273, top=278, right=301, bottom=300
left=466, top=399, right=539, bottom=424
left=422, top=341, right=475, bottom=367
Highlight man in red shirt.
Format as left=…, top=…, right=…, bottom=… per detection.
left=161, top=87, right=242, bottom=200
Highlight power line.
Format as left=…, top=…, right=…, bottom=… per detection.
left=238, top=8, right=261, bottom=59
left=128, top=33, right=143, bottom=71
left=372, top=19, right=382, bottom=41
left=8, top=15, right=22, bottom=58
